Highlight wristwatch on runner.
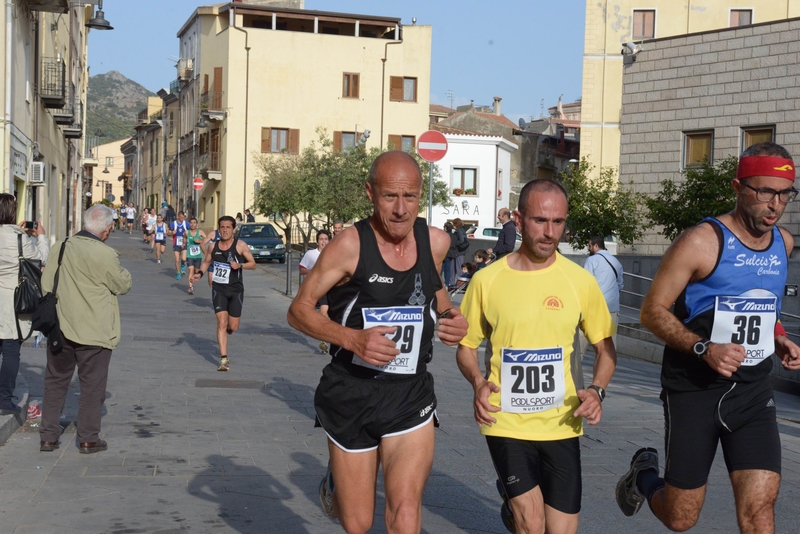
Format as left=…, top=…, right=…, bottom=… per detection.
left=587, top=385, right=605, bottom=402
left=693, top=338, right=711, bottom=361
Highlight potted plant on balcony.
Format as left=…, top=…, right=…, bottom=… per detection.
left=452, top=188, right=464, bottom=196
left=464, top=188, right=476, bottom=195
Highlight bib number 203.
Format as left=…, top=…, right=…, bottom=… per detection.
left=510, top=364, right=555, bottom=394
left=731, top=315, right=760, bottom=345
left=391, top=325, right=415, bottom=354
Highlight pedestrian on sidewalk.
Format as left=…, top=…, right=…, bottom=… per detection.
left=0, top=194, right=49, bottom=415
left=579, top=235, right=624, bottom=357
left=39, top=205, right=131, bottom=454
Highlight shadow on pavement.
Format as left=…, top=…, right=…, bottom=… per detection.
left=422, top=468, right=504, bottom=534
left=188, top=454, right=309, bottom=533
left=264, top=378, right=316, bottom=420
left=182, top=332, right=220, bottom=367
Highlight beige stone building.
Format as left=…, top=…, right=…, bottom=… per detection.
left=87, top=137, right=127, bottom=205
left=0, top=0, right=103, bottom=240
left=581, top=0, right=800, bottom=178
left=169, top=2, right=431, bottom=223
left=619, top=17, right=800, bottom=254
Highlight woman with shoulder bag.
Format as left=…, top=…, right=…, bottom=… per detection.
left=0, top=194, right=48, bottom=414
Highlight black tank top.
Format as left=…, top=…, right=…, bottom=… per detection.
left=211, top=238, right=244, bottom=291
left=328, top=217, right=442, bottom=378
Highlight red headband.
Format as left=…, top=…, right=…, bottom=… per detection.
left=737, top=156, right=796, bottom=181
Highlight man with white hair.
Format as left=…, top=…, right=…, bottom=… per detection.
left=39, top=205, right=132, bottom=454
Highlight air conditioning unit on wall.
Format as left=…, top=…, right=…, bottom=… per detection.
left=29, top=162, right=45, bottom=185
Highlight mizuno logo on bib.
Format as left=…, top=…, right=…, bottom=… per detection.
left=711, top=295, right=777, bottom=366
left=501, top=347, right=566, bottom=413
left=354, top=306, right=424, bottom=374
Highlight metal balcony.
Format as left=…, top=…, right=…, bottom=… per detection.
left=198, top=151, right=222, bottom=180
left=169, top=79, right=181, bottom=95
left=149, top=109, right=163, bottom=124
left=40, top=58, right=66, bottom=108
left=24, top=0, right=68, bottom=13
left=200, top=91, right=224, bottom=112
left=63, top=101, right=83, bottom=139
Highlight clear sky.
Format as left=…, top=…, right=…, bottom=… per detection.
left=87, top=0, right=585, bottom=122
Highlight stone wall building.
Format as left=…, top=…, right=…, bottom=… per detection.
left=619, top=17, right=800, bottom=255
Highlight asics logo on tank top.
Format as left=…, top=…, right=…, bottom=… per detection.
left=733, top=253, right=782, bottom=276
left=368, top=274, right=394, bottom=284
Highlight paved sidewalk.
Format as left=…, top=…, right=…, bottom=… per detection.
left=0, top=232, right=798, bottom=533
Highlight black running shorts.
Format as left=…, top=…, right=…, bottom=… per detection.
left=662, top=378, right=780, bottom=490
left=314, top=363, right=437, bottom=452
left=212, top=287, right=244, bottom=318
left=488, top=435, right=581, bottom=515
left=186, top=258, right=202, bottom=269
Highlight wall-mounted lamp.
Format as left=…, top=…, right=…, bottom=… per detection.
left=196, top=117, right=208, bottom=129
left=85, top=0, right=114, bottom=30
left=102, top=166, right=110, bottom=174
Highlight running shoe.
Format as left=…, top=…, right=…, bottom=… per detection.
left=217, top=357, right=230, bottom=372
left=616, top=447, right=659, bottom=517
left=176, top=272, right=181, bottom=280
left=319, top=341, right=329, bottom=354
left=188, top=286, right=194, bottom=295
left=157, top=259, right=161, bottom=264
left=495, top=479, right=515, bottom=533
left=319, top=461, right=337, bottom=519
left=181, top=265, right=187, bottom=274
left=226, top=327, right=233, bottom=335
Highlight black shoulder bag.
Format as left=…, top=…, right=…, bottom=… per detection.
left=30, top=239, right=68, bottom=351
left=13, top=234, right=43, bottom=341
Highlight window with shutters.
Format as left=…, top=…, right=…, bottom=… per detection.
left=741, top=126, right=774, bottom=152
left=683, top=131, right=713, bottom=169
left=343, top=73, right=359, bottom=98
left=632, top=10, right=655, bottom=39
left=730, top=9, right=753, bottom=27
left=389, top=76, right=417, bottom=102
left=261, top=127, right=299, bottom=154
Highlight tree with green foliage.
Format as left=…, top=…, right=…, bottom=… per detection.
left=646, top=156, right=738, bottom=241
left=251, top=129, right=451, bottom=250
left=558, top=158, right=649, bottom=248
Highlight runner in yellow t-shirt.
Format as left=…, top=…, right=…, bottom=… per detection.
left=456, top=178, right=617, bottom=534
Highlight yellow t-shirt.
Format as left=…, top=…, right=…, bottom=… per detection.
left=460, top=253, right=614, bottom=441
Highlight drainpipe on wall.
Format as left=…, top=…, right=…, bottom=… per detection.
left=379, top=33, right=402, bottom=149
left=3, top=0, right=13, bottom=194
left=230, top=7, right=250, bottom=215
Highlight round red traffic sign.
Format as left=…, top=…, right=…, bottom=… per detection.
left=417, top=130, right=448, bottom=162
left=193, top=177, right=204, bottom=191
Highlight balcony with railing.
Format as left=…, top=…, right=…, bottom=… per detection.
left=198, top=151, right=222, bottom=180
left=200, top=91, right=224, bottom=112
left=149, top=109, right=163, bottom=124
left=40, top=58, right=66, bottom=108
left=63, top=101, right=83, bottom=139
left=169, top=79, right=181, bottom=95
left=83, top=134, right=100, bottom=166
left=52, top=91, right=74, bottom=124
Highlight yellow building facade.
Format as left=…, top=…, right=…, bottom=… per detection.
left=175, top=3, right=431, bottom=222
left=581, top=0, right=800, bottom=175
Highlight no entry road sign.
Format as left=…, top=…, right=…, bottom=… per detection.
left=193, top=177, right=204, bottom=191
left=417, top=130, right=448, bottom=162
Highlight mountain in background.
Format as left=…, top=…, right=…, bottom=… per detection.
left=86, top=71, right=154, bottom=143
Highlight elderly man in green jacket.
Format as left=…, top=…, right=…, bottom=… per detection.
left=39, top=205, right=131, bottom=454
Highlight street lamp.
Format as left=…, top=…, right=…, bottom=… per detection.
left=85, top=0, right=114, bottom=30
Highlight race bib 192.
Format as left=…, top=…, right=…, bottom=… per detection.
left=501, top=347, right=566, bottom=413
left=710, top=295, right=777, bottom=366
left=352, top=306, right=425, bottom=374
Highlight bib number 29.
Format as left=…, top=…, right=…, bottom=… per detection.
left=391, top=325, right=415, bottom=354
left=731, top=315, right=761, bottom=345
left=510, top=364, right=555, bottom=394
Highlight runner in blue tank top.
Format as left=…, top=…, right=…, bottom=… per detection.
left=287, top=151, right=468, bottom=532
left=617, top=142, right=800, bottom=533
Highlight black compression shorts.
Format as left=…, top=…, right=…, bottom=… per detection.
left=488, top=436, right=581, bottom=514
left=212, top=287, right=244, bottom=318
left=314, top=363, right=438, bottom=452
left=662, top=378, right=780, bottom=490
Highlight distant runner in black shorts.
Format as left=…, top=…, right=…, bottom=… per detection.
left=287, top=151, right=468, bottom=532
left=617, top=142, right=800, bottom=533
left=191, top=216, right=255, bottom=372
